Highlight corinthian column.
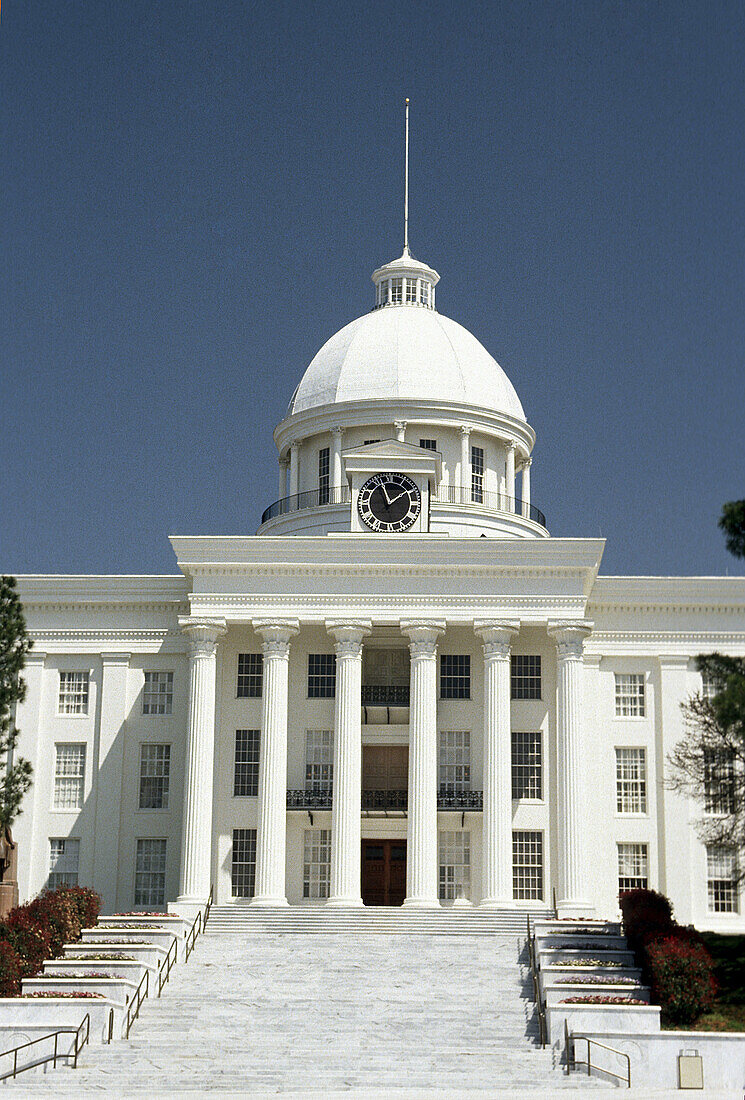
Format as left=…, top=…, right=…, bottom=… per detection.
left=548, top=620, right=594, bottom=916
left=176, top=617, right=227, bottom=906
left=331, top=426, right=345, bottom=494
left=401, top=619, right=445, bottom=908
left=475, top=620, right=519, bottom=906
left=326, top=619, right=371, bottom=906
left=251, top=618, right=299, bottom=906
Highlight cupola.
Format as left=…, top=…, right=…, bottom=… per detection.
left=372, top=247, right=440, bottom=310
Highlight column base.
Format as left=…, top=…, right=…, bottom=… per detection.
left=556, top=899, right=596, bottom=919
left=249, top=895, right=290, bottom=908
left=478, top=897, right=515, bottom=909
left=402, top=897, right=441, bottom=910
left=169, top=898, right=208, bottom=922
left=326, top=897, right=364, bottom=908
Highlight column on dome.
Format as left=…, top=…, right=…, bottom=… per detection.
left=401, top=619, right=445, bottom=908
left=289, top=441, right=300, bottom=499
left=331, top=426, right=345, bottom=496
left=326, top=619, right=371, bottom=906
left=176, top=617, right=227, bottom=906
left=278, top=456, right=288, bottom=501
left=394, top=420, right=407, bottom=443
left=506, top=442, right=516, bottom=511
left=548, top=621, right=594, bottom=916
left=460, top=427, right=471, bottom=502
left=475, top=620, right=519, bottom=907
left=522, top=458, right=532, bottom=516
left=251, top=618, right=299, bottom=906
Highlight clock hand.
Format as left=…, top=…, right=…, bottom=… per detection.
left=380, top=484, right=393, bottom=507
left=386, top=490, right=408, bottom=506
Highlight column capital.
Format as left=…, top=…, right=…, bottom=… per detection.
left=401, top=619, right=445, bottom=657
left=506, top=439, right=517, bottom=452
left=178, top=616, right=227, bottom=657
left=279, top=454, right=289, bottom=467
left=522, top=456, right=532, bottom=470
left=459, top=424, right=472, bottom=438
left=253, top=618, right=300, bottom=658
left=394, top=420, right=408, bottom=439
left=331, top=425, right=345, bottom=439
left=326, top=619, right=371, bottom=655
left=474, top=620, right=520, bottom=645
left=548, top=620, right=593, bottom=659
left=289, top=440, right=301, bottom=453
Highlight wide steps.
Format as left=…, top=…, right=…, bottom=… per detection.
left=206, top=904, right=548, bottom=935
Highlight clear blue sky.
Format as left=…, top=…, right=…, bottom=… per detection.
left=1, top=0, right=743, bottom=577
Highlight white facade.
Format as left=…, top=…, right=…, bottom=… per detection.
left=12, top=246, right=745, bottom=929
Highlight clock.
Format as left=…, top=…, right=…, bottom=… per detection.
left=357, top=473, right=421, bottom=533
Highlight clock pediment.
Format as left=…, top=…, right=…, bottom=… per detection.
left=342, top=438, right=441, bottom=484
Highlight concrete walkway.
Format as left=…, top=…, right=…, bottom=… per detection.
left=8, top=931, right=608, bottom=1094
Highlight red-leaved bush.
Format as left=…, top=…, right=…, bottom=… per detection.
left=619, top=888, right=674, bottom=951
left=0, top=941, right=22, bottom=997
left=646, top=935, right=717, bottom=1025
left=19, top=892, right=82, bottom=956
left=57, top=886, right=101, bottom=929
left=3, top=918, right=52, bottom=978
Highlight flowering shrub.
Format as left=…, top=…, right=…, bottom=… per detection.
left=75, top=953, right=136, bottom=961
left=554, top=941, right=623, bottom=951
left=49, top=972, right=125, bottom=979
left=57, top=886, right=101, bottom=929
left=558, top=959, right=625, bottom=968
left=554, top=975, right=638, bottom=986
left=101, top=923, right=163, bottom=930
left=0, top=941, right=21, bottom=997
left=560, top=996, right=646, bottom=1005
left=21, top=991, right=104, bottom=998
left=646, top=935, right=716, bottom=1025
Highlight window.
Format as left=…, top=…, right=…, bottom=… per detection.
left=616, top=748, right=647, bottom=814
left=53, top=744, right=86, bottom=810
left=513, top=831, right=543, bottom=901
left=390, top=278, right=403, bottom=304
left=378, top=280, right=388, bottom=307
left=439, top=831, right=471, bottom=900
left=707, top=846, right=739, bottom=913
left=511, top=731, right=542, bottom=800
left=134, top=839, right=166, bottom=907
left=305, top=730, right=333, bottom=793
left=618, top=843, right=648, bottom=892
left=234, top=730, right=260, bottom=797
left=318, top=446, right=330, bottom=505
left=615, top=673, right=646, bottom=717
left=48, top=838, right=79, bottom=889
left=701, top=671, right=724, bottom=700
left=704, top=749, right=736, bottom=815
left=405, top=277, right=417, bottom=304
left=511, top=655, right=542, bottom=700
left=142, top=672, right=173, bottom=716
left=363, top=439, right=381, bottom=445
left=303, top=828, right=331, bottom=898
left=470, top=445, right=484, bottom=503
left=440, top=654, right=470, bottom=699
left=421, top=282, right=431, bottom=307
left=58, top=671, right=89, bottom=715
left=308, top=654, right=336, bottom=698
left=419, top=438, right=437, bottom=451
left=139, top=744, right=170, bottom=809
left=438, top=731, right=471, bottom=793
left=237, top=653, right=263, bottom=698
left=231, top=829, right=257, bottom=898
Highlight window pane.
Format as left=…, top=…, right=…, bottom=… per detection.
left=48, top=838, right=80, bottom=889
left=707, top=846, right=739, bottom=913
left=237, top=653, right=263, bottom=698
left=616, top=748, right=647, bottom=813
left=440, top=655, right=470, bottom=699
left=438, top=831, right=471, bottom=900
left=618, top=843, right=648, bottom=892
left=303, top=829, right=331, bottom=898
left=142, top=672, right=173, bottom=715
left=438, top=731, right=471, bottom=793
left=231, top=829, right=257, bottom=898
left=511, top=731, right=542, bottom=799
left=615, top=673, right=646, bottom=717
left=318, top=446, right=330, bottom=505
left=513, top=831, right=543, bottom=900
left=305, top=730, right=333, bottom=793
left=234, top=729, right=260, bottom=797
left=134, top=839, right=167, bottom=906
left=308, top=654, right=336, bottom=698
left=470, top=445, right=484, bottom=503
left=139, top=744, right=170, bottom=809
left=511, top=656, right=541, bottom=700
left=58, top=672, right=89, bottom=715
left=54, top=744, right=86, bottom=809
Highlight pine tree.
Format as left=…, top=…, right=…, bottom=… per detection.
left=0, top=577, right=33, bottom=829
left=719, top=500, right=745, bottom=561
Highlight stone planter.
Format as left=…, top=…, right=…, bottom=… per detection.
left=539, top=963, right=642, bottom=991
left=536, top=933, right=628, bottom=951
left=22, top=976, right=140, bottom=1006
left=539, top=947, right=635, bottom=967
left=532, top=919, right=622, bottom=937
left=98, top=914, right=190, bottom=939
left=543, top=982, right=651, bottom=1007
left=547, top=1001, right=661, bottom=1044
left=81, top=928, right=178, bottom=952
left=0, top=997, right=124, bottom=1043
left=64, top=941, right=167, bottom=970
left=43, top=958, right=155, bottom=985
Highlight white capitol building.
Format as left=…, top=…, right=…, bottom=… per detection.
left=13, top=239, right=745, bottom=929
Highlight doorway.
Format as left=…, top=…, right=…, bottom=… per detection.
left=361, top=839, right=407, bottom=906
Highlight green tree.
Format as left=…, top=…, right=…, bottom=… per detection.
left=0, top=577, right=33, bottom=829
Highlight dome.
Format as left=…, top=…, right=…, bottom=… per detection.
left=288, top=305, right=526, bottom=420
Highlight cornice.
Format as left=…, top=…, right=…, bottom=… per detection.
left=589, top=575, right=745, bottom=612
left=16, top=575, right=189, bottom=610
left=586, top=630, right=745, bottom=655
left=188, top=593, right=587, bottom=620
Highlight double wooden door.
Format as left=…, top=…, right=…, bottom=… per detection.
left=361, top=839, right=407, bottom=906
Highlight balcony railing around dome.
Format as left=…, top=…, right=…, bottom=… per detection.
left=261, top=484, right=545, bottom=527
left=286, top=788, right=484, bottom=811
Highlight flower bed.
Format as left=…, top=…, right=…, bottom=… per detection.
left=21, top=990, right=104, bottom=998
left=560, top=995, right=647, bottom=1005
left=554, top=958, right=625, bottom=968
left=554, top=974, right=638, bottom=985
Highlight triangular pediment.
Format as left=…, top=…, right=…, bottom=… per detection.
left=342, top=438, right=436, bottom=461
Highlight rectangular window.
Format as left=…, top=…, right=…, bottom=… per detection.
left=234, top=729, right=260, bottom=797
left=58, top=671, right=89, bottom=715
left=511, top=655, right=542, bottom=700
left=390, top=278, right=403, bottom=304
left=511, top=731, right=542, bottom=800
left=305, top=730, right=333, bottom=793
left=616, top=747, right=647, bottom=813
left=231, top=828, right=257, bottom=898
left=707, top=846, right=739, bottom=913
left=438, top=731, right=471, bottom=794
left=139, top=744, right=171, bottom=809
left=615, top=673, right=646, bottom=717
left=363, top=439, right=381, bottom=445
left=471, top=445, right=484, bottom=503
left=142, top=672, right=173, bottom=716
left=53, top=744, right=86, bottom=810
left=513, top=831, right=543, bottom=901
left=303, top=828, right=331, bottom=899
left=438, top=831, right=471, bottom=900
left=419, top=438, right=437, bottom=451
left=308, top=653, right=336, bottom=698
left=704, top=749, right=736, bottom=815
left=618, top=842, right=648, bottom=893
left=237, top=653, right=263, bottom=698
left=701, top=672, right=724, bottom=700
left=378, top=281, right=388, bottom=307
left=134, top=839, right=167, bottom=907
left=440, top=654, right=471, bottom=699
left=405, top=277, right=417, bottom=304
left=318, top=446, right=330, bottom=505
left=48, top=838, right=80, bottom=889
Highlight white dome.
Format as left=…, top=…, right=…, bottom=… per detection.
left=289, top=306, right=526, bottom=420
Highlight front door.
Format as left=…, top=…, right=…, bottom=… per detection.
left=361, top=839, right=407, bottom=906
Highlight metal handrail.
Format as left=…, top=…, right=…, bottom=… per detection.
left=565, top=1021, right=631, bottom=1087
left=184, top=909, right=202, bottom=963
left=158, top=934, right=178, bottom=994
left=204, top=883, right=214, bottom=926
left=362, top=685, right=410, bottom=705
left=286, top=788, right=485, bottom=811
left=527, top=916, right=547, bottom=1048
left=261, top=484, right=352, bottom=522
left=0, top=1013, right=90, bottom=1081
left=124, top=967, right=149, bottom=1038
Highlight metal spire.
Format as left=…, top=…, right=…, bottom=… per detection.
left=404, top=98, right=410, bottom=255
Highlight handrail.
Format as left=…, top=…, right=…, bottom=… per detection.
left=125, top=966, right=149, bottom=1038
left=157, top=934, right=178, bottom=995
left=552, top=885, right=558, bottom=916
left=0, top=1013, right=90, bottom=1082
left=527, top=915, right=547, bottom=1048
left=184, top=884, right=213, bottom=963
left=565, top=1021, right=631, bottom=1087
left=204, top=883, right=214, bottom=926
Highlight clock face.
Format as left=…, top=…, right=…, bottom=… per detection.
left=357, top=473, right=421, bottom=533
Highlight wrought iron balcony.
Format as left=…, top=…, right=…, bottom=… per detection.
left=286, top=788, right=484, bottom=811
left=361, top=685, right=410, bottom=706
left=362, top=788, right=408, bottom=811
left=287, top=789, right=332, bottom=809
left=261, top=484, right=545, bottom=528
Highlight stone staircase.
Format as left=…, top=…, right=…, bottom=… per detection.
left=206, top=903, right=549, bottom=935
left=4, top=922, right=607, bottom=1094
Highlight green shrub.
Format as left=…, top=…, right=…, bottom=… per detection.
left=619, top=888, right=674, bottom=950
left=647, top=935, right=717, bottom=1025
left=0, top=941, right=21, bottom=997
